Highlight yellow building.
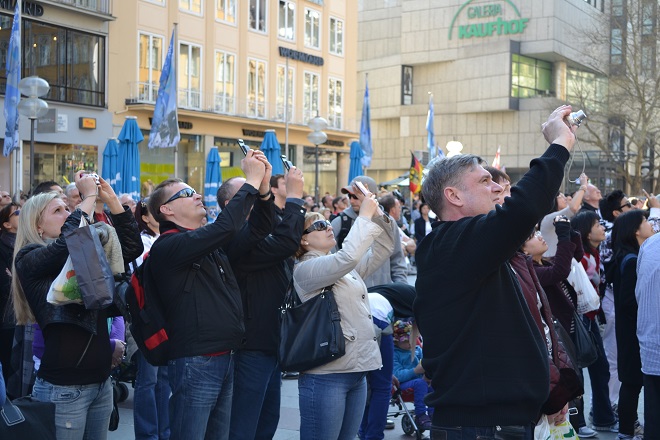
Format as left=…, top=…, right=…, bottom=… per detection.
left=109, top=0, right=358, bottom=199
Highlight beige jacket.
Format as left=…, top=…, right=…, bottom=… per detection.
left=293, top=215, right=395, bottom=374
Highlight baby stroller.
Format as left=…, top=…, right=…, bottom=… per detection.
left=388, top=383, right=424, bottom=439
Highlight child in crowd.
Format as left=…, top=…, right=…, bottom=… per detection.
left=392, top=319, right=433, bottom=431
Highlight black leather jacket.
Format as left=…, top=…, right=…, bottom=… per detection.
left=15, top=207, right=142, bottom=334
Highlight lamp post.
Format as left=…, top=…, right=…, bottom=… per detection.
left=18, top=76, right=50, bottom=194
left=307, top=114, right=328, bottom=202
left=445, top=140, right=464, bottom=158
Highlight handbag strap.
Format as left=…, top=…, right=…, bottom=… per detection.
left=281, top=264, right=334, bottom=310
left=1, top=398, right=25, bottom=426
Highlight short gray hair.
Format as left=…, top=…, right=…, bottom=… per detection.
left=422, top=154, right=484, bottom=216
left=64, top=183, right=78, bottom=197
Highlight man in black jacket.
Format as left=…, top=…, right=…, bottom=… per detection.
left=414, top=106, right=577, bottom=439
left=227, top=168, right=306, bottom=440
left=147, top=150, right=272, bottom=440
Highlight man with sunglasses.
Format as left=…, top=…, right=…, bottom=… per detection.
left=331, top=175, right=408, bottom=287
left=145, top=150, right=272, bottom=440
left=227, top=167, right=306, bottom=440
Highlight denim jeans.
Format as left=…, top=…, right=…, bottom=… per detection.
left=229, top=350, right=281, bottom=440
left=430, top=426, right=497, bottom=440
left=400, top=378, right=432, bottom=416
left=31, top=376, right=113, bottom=440
left=168, top=353, right=234, bottom=440
left=581, top=315, right=616, bottom=427
left=644, top=374, right=660, bottom=439
left=359, top=318, right=393, bottom=440
left=134, top=352, right=171, bottom=440
left=299, top=371, right=367, bottom=440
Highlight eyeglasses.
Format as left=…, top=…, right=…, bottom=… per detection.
left=347, top=193, right=359, bottom=200
left=619, top=201, right=632, bottom=210
left=11, top=209, right=19, bottom=217
left=527, top=230, right=543, bottom=241
left=164, top=188, right=196, bottom=205
left=304, top=220, right=331, bottom=234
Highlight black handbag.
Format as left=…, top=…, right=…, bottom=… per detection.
left=0, top=396, right=56, bottom=439
left=571, top=311, right=599, bottom=368
left=278, top=284, right=345, bottom=372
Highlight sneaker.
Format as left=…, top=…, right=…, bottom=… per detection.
left=617, top=435, right=643, bottom=440
left=578, top=427, right=598, bottom=438
left=634, top=420, right=644, bottom=436
left=415, top=413, right=432, bottom=431
left=593, top=422, right=619, bottom=432
left=611, top=403, right=619, bottom=418
left=385, top=419, right=395, bottom=430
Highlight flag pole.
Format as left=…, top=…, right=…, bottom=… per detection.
left=172, top=23, right=179, bottom=179
left=362, top=73, right=368, bottom=176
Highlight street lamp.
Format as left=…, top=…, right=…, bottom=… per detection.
left=307, top=114, right=328, bottom=202
left=18, top=76, right=50, bottom=193
left=445, top=140, right=464, bottom=158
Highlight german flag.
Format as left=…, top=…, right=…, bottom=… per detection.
left=409, top=152, right=423, bottom=194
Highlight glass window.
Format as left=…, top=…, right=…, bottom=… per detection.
left=249, top=0, right=267, bottom=32
left=328, top=78, right=342, bottom=129
left=214, top=50, right=235, bottom=113
left=641, top=45, right=655, bottom=74
left=611, top=28, right=623, bottom=65
left=276, top=64, right=294, bottom=121
left=141, top=131, right=204, bottom=194
left=642, top=2, right=654, bottom=36
left=304, top=8, right=321, bottom=49
left=138, top=32, right=163, bottom=103
left=278, top=1, right=295, bottom=40
left=511, top=54, right=553, bottom=98
left=329, top=17, right=343, bottom=55
left=180, top=0, right=202, bottom=14
left=303, top=71, right=320, bottom=123
left=566, top=68, right=607, bottom=112
left=216, top=0, right=236, bottom=23
left=612, top=0, right=623, bottom=16
left=248, top=58, right=266, bottom=118
left=179, top=42, right=202, bottom=109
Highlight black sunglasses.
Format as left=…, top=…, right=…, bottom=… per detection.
left=304, top=220, right=331, bottom=234
left=619, top=201, right=632, bottom=210
left=164, top=188, right=196, bottom=205
left=347, top=193, right=359, bottom=200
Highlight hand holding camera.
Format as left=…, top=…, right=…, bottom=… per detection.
left=553, top=215, right=572, bottom=241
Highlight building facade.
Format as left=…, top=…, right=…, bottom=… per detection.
left=358, top=0, right=622, bottom=191
left=109, top=0, right=358, bottom=199
left=0, top=0, right=113, bottom=195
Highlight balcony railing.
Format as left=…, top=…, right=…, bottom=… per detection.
left=126, top=81, right=357, bottom=133
left=46, top=0, right=112, bottom=15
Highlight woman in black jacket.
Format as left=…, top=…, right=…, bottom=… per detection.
left=413, top=203, right=432, bottom=243
left=0, top=202, right=20, bottom=390
left=12, top=172, right=142, bottom=440
left=609, top=210, right=655, bottom=440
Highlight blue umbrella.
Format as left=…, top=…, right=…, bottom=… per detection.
left=260, top=129, right=284, bottom=175
left=117, top=116, right=144, bottom=201
left=101, top=138, right=120, bottom=193
left=349, top=141, right=364, bottom=184
left=204, top=147, right=222, bottom=223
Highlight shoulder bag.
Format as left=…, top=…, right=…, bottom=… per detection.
left=571, top=311, right=598, bottom=369
left=0, top=396, right=56, bottom=439
left=278, top=283, right=345, bottom=372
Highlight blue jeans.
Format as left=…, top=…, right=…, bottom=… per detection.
left=430, top=426, right=496, bottom=440
left=168, top=353, right=234, bottom=440
left=399, top=378, right=432, bottom=416
left=134, top=352, right=171, bottom=440
left=229, top=350, right=281, bottom=440
left=359, top=318, right=394, bottom=440
left=31, top=376, right=113, bottom=440
left=299, top=371, right=367, bottom=440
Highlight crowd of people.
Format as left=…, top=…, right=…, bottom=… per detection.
left=0, top=105, right=658, bottom=440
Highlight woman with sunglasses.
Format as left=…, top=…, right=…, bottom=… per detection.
left=0, top=202, right=20, bottom=391
left=293, top=183, right=395, bottom=440
left=12, top=171, right=142, bottom=440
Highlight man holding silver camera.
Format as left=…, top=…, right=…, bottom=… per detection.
left=414, top=106, right=577, bottom=439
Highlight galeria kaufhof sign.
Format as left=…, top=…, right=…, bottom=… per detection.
left=448, top=0, right=529, bottom=40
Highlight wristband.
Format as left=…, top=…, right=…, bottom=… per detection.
left=259, top=189, right=272, bottom=199
left=578, top=186, right=587, bottom=191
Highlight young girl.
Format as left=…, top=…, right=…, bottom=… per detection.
left=392, top=320, right=433, bottom=431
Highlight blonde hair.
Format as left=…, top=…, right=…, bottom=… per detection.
left=295, top=212, right=325, bottom=259
left=12, top=192, right=61, bottom=324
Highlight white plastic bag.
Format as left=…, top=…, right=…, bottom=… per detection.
left=46, top=217, right=86, bottom=305
left=534, top=415, right=551, bottom=440
left=567, top=259, right=600, bottom=314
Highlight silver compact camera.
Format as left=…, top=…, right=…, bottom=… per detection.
left=567, top=110, right=587, bottom=127
left=86, top=173, right=101, bottom=185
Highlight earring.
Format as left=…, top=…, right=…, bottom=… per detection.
left=304, top=241, right=309, bottom=245
left=39, top=231, right=43, bottom=239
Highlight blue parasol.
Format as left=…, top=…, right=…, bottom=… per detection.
left=117, top=116, right=144, bottom=200
left=204, top=147, right=222, bottom=223
left=260, top=129, right=284, bottom=175
left=101, top=138, right=120, bottom=193
left=349, top=141, right=364, bottom=184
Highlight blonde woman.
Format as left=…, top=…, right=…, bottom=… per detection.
left=293, top=183, right=395, bottom=440
left=12, top=171, right=142, bottom=440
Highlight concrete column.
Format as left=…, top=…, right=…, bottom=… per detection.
left=336, top=152, right=349, bottom=193
left=554, top=61, right=567, bottom=101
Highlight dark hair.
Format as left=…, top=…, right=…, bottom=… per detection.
left=216, top=177, right=243, bottom=208
left=419, top=203, right=429, bottom=214
left=611, top=209, right=646, bottom=255
left=483, top=166, right=511, bottom=184
left=270, top=174, right=284, bottom=189
left=135, top=198, right=157, bottom=237
left=599, top=190, right=626, bottom=222
left=148, top=178, right=184, bottom=224
left=332, top=196, right=344, bottom=210
left=379, top=195, right=396, bottom=214
left=33, top=181, right=60, bottom=195
left=571, top=211, right=601, bottom=253
left=0, top=202, right=20, bottom=233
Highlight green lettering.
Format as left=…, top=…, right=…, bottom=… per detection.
left=458, top=25, right=468, bottom=39
left=496, top=17, right=505, bottom=35
left=487, top=21, right=497, bottom=35
left=520, top=18, right=529, bottom=33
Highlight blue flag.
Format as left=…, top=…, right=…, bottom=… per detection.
left=149, top=29, right=180, bottom=149
left=360, top=79, right=372, bottom=168
left=426, top=95, right=436, bottom=158
left=3, top=1, right=21, bottom=157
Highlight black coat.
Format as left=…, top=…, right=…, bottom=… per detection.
left=231, top=201, right=306, bottom=353
left=0, top=232, right=15, bottom=329
left=414, top=217, right=430, bottom=243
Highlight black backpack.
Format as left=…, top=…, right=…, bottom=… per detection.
left=335, top=212, right=354, bottom=249
left=125, top=230, right=202, bottom=366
